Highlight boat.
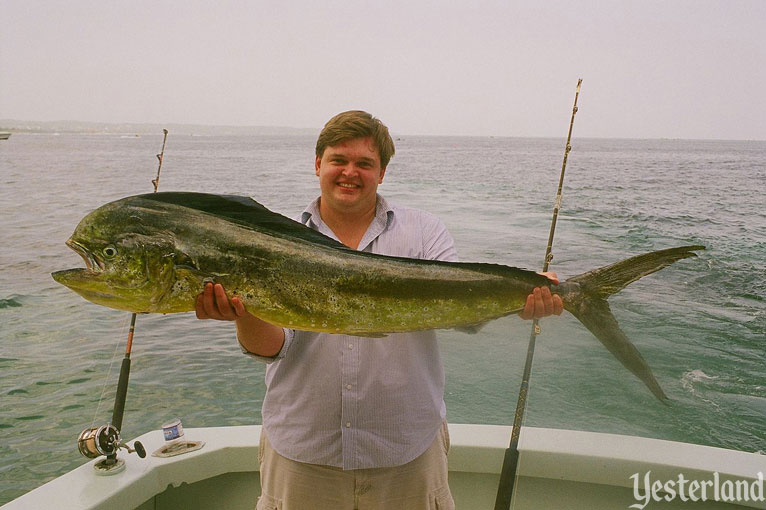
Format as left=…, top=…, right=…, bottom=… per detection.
left=0, top=132, right=11, bottom=140
left=2, top=424, right=764, bottom=509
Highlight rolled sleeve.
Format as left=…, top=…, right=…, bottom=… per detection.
left=240, top=328, right=295, bottom=363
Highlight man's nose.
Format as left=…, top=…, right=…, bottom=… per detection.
left=341, top=164, right=359, bottom=177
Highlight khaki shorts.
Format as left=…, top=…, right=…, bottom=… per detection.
left=257, top=422, right=455, bottom=510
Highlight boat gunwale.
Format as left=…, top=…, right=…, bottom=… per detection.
left=3, top=424, right=764, bottom=509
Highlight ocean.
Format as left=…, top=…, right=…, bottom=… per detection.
left=1, top=133, right=764, bottom=503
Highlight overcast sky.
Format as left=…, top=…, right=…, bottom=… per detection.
left=2, top=1, right=764, bottom=139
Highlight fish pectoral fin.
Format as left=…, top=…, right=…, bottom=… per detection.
left=173, top=266, right=209, bottom=277
left=172, top=249, right=230, bottom=282
left=453, top=321, right=491, bottom=334
left=354, top=332, right=389, bottom=338
left=172, top=250, right=199, bottom=270
left=173, top=266, right=217, bottom=286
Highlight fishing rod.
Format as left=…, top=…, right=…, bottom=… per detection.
left=152, top=129, right=169, bottom=193
left=494, top=79, right=582, bottom=510
left=77, top=129, right=169, bottom=473
left=113, top=129, right=169, bottom=430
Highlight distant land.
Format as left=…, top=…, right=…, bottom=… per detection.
left=2, top=120, right=762, bottom=141
left=0, top=119, right=318, bottom=136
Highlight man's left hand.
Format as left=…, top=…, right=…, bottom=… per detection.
left=519, top=272, right=564, bottom=320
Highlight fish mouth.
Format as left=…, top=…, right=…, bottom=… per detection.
left=66, top=239, right=104, bottom=273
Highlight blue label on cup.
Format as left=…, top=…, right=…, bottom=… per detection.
left=162, top=419, right=183, bottom=442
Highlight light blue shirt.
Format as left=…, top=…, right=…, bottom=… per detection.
left=248, top=194, right=458, bottom=470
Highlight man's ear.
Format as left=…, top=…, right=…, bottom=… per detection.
left=379, top=166, right=386, bottom=184
left=315, top=156, right=322, bottom=176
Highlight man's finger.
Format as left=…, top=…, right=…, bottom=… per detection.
left=202, top=282, right=219, bottom=318
left=519, top=293, right=535, bottom=320
left=541, top=287, right=554, bottom=317
left=195, top=294, right=208, bottom=320
left=232, top=296, right=246, bottom=317
left=213, top=284, right=232, bottom=317
left=533, top=287, right=545, bottom=319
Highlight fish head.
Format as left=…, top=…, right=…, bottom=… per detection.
left=51, top=200, right=181, bottom=313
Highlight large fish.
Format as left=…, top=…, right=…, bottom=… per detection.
left=52, top=192, right=704, bottom=400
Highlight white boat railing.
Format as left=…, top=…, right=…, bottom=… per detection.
left=3, top=425, right=764, bottom=510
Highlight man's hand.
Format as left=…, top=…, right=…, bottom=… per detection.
left=195, top=283, right=285, bottom=357
left=195, top=282, right=247, bottom=321
left=519, top=272, right=564, bottom=320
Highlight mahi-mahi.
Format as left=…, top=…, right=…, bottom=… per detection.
left=52, top=192, right=705, bottom=401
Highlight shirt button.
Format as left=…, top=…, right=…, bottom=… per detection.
left=346, top=384, right=352, bottom=390
left=345, top=422, right=351, bottom=428
left=348, top=344, right=353, bottom=350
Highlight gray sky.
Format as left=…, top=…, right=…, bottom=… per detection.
left=2, top=0, right=764, bottom=139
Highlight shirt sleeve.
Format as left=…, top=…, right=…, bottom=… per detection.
left=420, top=211, right=459, bottom=262
left=240, top=327, right=295, bottom=363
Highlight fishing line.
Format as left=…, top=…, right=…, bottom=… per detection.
left=90, top=313, right=132, bottom=429
left=85, top=129, right=168, bottom=444
left=495, top=79, right=582, bottom=510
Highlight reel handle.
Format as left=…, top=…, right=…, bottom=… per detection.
left=78, top=425, right=146, bottom=459
left=120, top=440, right=146, bottom=459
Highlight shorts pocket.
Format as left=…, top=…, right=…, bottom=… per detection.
left=440, top=421, right=451, bottom=455
left=430, top=485, right=455, bottom=510
left=255, top=493, right=282, bottom=510
left=258, top=427, right=266, bottom=465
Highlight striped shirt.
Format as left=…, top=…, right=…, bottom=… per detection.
left=250, top=194, right=458, bottom=470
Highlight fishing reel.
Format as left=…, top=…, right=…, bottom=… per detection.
left=77, top=424, right=146, bottom=475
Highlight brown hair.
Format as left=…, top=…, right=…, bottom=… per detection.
left=315, top=110, right=395, bottom=168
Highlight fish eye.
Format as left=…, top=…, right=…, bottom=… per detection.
left=103, top=245, right=118, bottom=258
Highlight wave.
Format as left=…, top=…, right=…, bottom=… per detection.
left=680, top=369, right=722, bottom=411
left=0, top=295, right=24, bottom=309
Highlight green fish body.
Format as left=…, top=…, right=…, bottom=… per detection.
left=52, top=192, right=704, bottom=400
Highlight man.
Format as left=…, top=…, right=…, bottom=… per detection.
left=196, top=111, right=562, bottom=509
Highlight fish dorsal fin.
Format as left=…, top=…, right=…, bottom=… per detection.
left=137, top=192, right=351, bottom=251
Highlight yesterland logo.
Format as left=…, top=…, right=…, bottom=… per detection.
left=629, top=471, right=764, bottom=509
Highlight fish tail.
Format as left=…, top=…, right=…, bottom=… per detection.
left=561, top=245, right=705, bottom=401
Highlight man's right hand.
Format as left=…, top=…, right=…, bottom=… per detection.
left=195, top=283, right=285, bottom=357
left=195, top=282, right=247, bottom=321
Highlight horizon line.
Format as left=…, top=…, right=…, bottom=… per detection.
left=1, top=119, right=763, bottom=143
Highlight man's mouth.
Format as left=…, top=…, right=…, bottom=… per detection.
left=66, top=239, right=104, bottom=273
left=337, top=182, right=360, bottom=190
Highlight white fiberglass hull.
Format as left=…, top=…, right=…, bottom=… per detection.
left=3, top=425, right=764, bottom=509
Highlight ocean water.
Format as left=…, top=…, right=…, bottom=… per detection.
left=1, top=133, right=764, bottom=503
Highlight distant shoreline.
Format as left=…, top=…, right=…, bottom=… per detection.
left=0, top=120, right=318, bottom=136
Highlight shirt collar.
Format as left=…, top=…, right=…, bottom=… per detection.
left=300, top=194, right=394, bottom=251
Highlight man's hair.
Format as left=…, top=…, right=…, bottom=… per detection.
left=315, top=110, right=395, bottom=168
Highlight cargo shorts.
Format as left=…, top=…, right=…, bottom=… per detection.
left=256, top=422, right=455, bottom=510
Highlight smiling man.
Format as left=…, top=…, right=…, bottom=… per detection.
left=313, top=129, right=390, bottom=249
left=196, top=110, right=562, bottom=510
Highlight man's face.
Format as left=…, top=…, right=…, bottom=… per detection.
left=315, top=136, right=386, bottom=215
